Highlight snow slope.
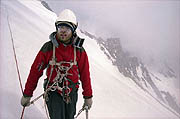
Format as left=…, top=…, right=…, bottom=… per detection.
left=0, top=0, right=179, bottom=118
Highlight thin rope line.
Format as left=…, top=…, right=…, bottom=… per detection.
left=6, top=7, right=25, bottom=119
left=7, top=15, right=23, bottom=94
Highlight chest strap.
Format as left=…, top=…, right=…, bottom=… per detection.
left=49, top=45, right=77, bottom=66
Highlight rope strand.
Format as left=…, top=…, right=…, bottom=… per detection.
left=7, top=13, right=24, bottom=94
left=6, top=7, right=25, bottom=119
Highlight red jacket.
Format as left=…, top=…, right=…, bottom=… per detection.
left=24, top=32, right=92, bottom=98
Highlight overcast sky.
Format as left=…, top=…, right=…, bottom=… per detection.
left=45, top=0, right=180, bottom=81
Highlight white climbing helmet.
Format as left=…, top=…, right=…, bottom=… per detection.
left=56, top=9, right=77, bottom=26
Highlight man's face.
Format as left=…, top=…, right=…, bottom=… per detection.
left=56, top=25, right=73, bottom=43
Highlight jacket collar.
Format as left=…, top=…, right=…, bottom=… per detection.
left=49, top=32, right=59, bottom=47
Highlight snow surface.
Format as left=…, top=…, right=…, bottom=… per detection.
left=0, top=0, right=179, bottom=119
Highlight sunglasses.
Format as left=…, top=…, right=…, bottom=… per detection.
left=56, top=22, right=74, bottom=32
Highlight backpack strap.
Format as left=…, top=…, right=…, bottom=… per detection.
left=73, top=46, right=77, bottom=65
left=49, top=45, right=56, bottom=65
left=44, top=45, right=56, bottom=91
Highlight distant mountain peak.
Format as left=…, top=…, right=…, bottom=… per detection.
left=81, top=30, right=180, bottom=115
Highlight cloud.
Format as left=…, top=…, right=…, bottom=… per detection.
left=46, top=0, right=180, bottom=81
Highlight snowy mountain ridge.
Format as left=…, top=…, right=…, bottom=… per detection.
left=0, top=0, right=179, bottom=118
left=80, top=30, right=180, bottom=116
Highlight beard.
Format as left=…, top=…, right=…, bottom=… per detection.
left=57, top=33, right=72, bottom=44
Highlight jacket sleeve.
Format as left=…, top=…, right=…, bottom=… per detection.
left=78, top=49, right=93, bottom=99
left=23, top=50, right=48, bottom=97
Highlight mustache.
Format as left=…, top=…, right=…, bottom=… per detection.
left=60, top=33, right=67, bottom=37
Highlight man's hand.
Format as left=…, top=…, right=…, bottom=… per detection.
left=21, top=96, right=31, bottom=107
left=83, top=98, right=92, bottom=110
